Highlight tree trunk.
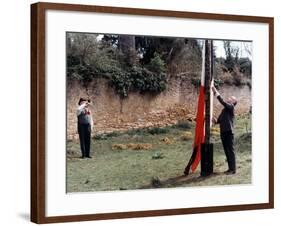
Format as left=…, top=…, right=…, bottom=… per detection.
left=119, top=35, right=137, bottom=66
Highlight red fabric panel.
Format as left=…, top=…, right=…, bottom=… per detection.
left=191, top=86, right=205, bottom=172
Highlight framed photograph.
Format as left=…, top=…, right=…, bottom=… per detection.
left=31, top=2, right=274, bottom=223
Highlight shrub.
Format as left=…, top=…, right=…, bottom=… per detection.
left=174, top=120, right=192, bottom=129
left=246, top=79, right=252, bottom=89
left=93, top=134, right=108, bottom=140
left=148, top=127, right=169, bottom=135
left=130, top=67, right=167, bottom=94
left=147, top=52, right=166, bottom=74
left=219, top=65, right=249, bottom=87
left=106, top=131, right=120, bottom=137
left=108, top=66, right=168, bottom=98
left=232, top=67, right=245, bottom=86
left=68, top=44, right=168, bottom=98
left=191, top=77, right=223, bottom=89
left=220, top=72, right=234, bottom=85
left=108, top=69, right=132, bottom=98
left=191, top=77, right=201, bottom=88
left=126, top=128, right=145, bottom=136
left=214, top=79, right=223, bottom=89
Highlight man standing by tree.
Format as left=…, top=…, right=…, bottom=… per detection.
left=212, top=86, right=237, bottom=174
left=77, top=98, right=93, bottom=159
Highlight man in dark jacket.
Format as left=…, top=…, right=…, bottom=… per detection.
left=212, top=86, right=237, bottom=174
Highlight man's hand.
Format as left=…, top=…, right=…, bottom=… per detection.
left=211, top=86, right=220, bottom=97
left=212, top=117, right=217, bottom=124
left=211, top=86, right=217, bottom=94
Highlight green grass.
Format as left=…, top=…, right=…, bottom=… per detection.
left=66, top=115, right=251, bottom=192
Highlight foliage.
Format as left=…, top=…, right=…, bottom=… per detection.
left=215, top=41, right=252, bottom=87
left=214, top=79, right=224, bottom=89
left=107, top=52, right=167, bottom=98
left=108, top=66, right=167, bottom=98
left=67, top=33, right=252, bottom=96
left=191, top=78, right=201, bottom=88
left=130, top=67, right=167, bottom=94
left=105, top=131, right=120, bottom=138
left=93, top=134, right=108, bottom=140
left=94, top=125, right=173, bottom=139
left=147, top=127, right=170, bottom=135
left=108, top=69, right=132, bottom=98
left=191, top=78, right=223, bottom=89
left=239, top=58, right=252, bottom=76
left=146, top=52, right=166, bottom=74
left=173, top=120, right=192, bottom=129
left=67, top=33, right=168, bottom=98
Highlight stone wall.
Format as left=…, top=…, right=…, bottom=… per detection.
left=67, top=77, right=251, bottom=140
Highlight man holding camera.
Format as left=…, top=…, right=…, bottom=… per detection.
left=77, top=97, right=93, bottom=159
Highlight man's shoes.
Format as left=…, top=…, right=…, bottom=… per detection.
left=224, top=169, right=236, bottom=175
left=85, top=156, right=92, bottom=158
left=80, top=156, right=85, bottom=159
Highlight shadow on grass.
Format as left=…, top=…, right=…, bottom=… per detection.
left=139, top=172, right=224, bottom=189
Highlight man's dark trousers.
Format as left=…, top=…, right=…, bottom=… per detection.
left=220, top=131, right=236, bottom=172
left=78, top=123, right=91, bottom=157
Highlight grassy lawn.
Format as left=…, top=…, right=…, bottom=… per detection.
left=66, top=115, right=251, bottom=193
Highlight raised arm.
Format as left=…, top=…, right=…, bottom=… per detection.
left=212, top=86, right=234, bottom=110
left=217, top=96, right=234, bottom=110
left=77, top=103, right=87, bottom=116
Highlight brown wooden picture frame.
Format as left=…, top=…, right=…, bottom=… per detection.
left=31, top=2, right=274, bottom=224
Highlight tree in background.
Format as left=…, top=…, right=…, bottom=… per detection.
left=67, top=33, right=169, bottom=98
left=215, top=41, right=252, bottom=87
left=67, top=33, right=252, bottom=97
